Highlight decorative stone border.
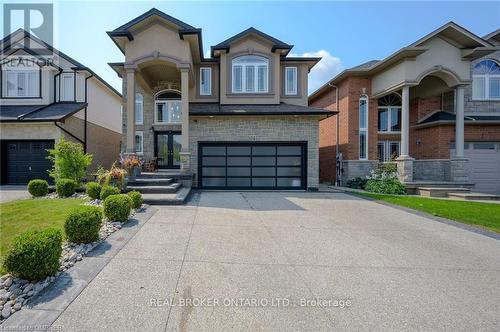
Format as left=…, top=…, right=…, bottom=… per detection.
left=0, top=199, right=147, bottom=323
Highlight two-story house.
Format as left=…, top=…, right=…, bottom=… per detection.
left=108, top=8, right=331, bottom=191
left=0, top=29, right=122, bottom=184
left=310, top=22, right=500, bottom=194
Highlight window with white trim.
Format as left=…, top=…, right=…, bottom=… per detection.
left=472, top=59, right=500, bottom=100
left=135, top=131, right=143, bottom=154
left=200, top=67, right=212, bottom=95
left=231, top=55, right=268, bottom=93
left=2, top=67, right=40, bottom=97
left=377, top=141, right=400, bottom=162
left=61, top=73, right=74, bottom=101
left=154, top=90, right=182, bottom=124
left=359, top=96, right=368, bottom=160
left=378, top=93, right=401, bottom=132
left=285, top=67, right=297, bottom=95
left=135, top=93, right=143, bottom=125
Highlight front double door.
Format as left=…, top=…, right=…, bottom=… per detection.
left=155, top=131, right=181, bottom=169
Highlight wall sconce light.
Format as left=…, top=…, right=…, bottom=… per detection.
left=416, top=139, right=421, bottom=145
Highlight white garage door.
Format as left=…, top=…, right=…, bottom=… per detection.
left=452, top=142, right=500, bottom=194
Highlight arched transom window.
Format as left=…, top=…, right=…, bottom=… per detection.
left=378, top=93, right=401, bottom=133
left=154, top=90, right=182, bottom=124
left=231, top=55, right=269, bottom=93
left=472, top=59, right=500, bottom=100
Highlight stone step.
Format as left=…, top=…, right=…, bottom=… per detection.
left=447, top=192, right=500, bottom=201
left=127, top=178, right=173, bottom=186
left=136, top=172, right=175, bottom=179
left=126, top=183, right=181, bottom=194
left=142, top=187, right=192, bottom=205
left=416, top=187, right=470, bottom=198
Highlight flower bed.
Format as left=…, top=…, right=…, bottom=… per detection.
left=0, top=198, right=146, bottom=322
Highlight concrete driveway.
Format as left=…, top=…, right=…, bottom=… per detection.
left=12, top=191, right=500, bottom=331
left=0, top=185, right=30, bottom=203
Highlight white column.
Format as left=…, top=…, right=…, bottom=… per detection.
left=125, top=68, right=136, bottom=153
left=400, top=85, right=410, bottom=158
left=455, top=85, right=465, bottom=158
left=180, top=68, right=189, bottom=151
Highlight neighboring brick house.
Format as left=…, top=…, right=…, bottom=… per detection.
left=108, top=8, right=331, bottom=190
left=310, top=22, right=500, bottom=193
left=0, top=29, right=122, bottom=184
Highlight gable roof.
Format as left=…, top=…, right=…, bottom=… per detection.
left=1, top=29, right=121, bottom=98
left=112, top=8, right=195, bottom=32
left=309, top=21, right=498, bottom=102
left=483, top=28, right=500, bottom=45
left=211, top=27, right=293, bottom=57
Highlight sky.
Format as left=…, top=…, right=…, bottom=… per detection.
left=2, top=0, right=499, bottom=94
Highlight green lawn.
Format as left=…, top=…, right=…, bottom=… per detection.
left=355, top=192, right=500, bottom=233
left=0, top=198, right=85, bottom=271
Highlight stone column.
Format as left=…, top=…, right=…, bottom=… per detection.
left=125, top=68, right=136, bottom=153
left=450, top=85, right=469, bottom=182
left=179, top=67, right=191, bottom=173
left=400, top=85, right=410, bottom=158
left=454, top=86, right=465, bottom=158
left=395, top=85, right=414, bottom=183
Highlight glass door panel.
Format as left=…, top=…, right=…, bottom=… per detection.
left=172, top=134, right=182, bottom=167
left=156, top=134, right=169, bottom=168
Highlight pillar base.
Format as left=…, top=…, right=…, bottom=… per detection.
left=450, top=157, right=469, bottom=182
left=179, top=151, right=191, bottom=174
left=395, top=156, right=414, bottom=183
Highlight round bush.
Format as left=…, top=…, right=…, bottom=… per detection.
left=103, top=194, right=132, bottom=222
left=28, top=179, right=49, bottom=197
left=100, top=185, right=120, bottom=201
left=56, top=178, right=77, bottom=197
left=65, top=206, right=103, bottom=243
left=127, top=191, right=143, bottom=209
left=365, top=179, right=406, bottom=195
left=3, top=228, right=62, bottom=281
left=85, top=182, right=102, bottom=200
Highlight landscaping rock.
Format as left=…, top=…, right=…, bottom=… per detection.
left=3, top=278, right=12, bottom=288
left=1, top=304, right=11, bottom=319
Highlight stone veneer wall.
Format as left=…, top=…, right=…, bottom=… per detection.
left=413, top=160, right=451, bottom=181
left=340, top=160, right=378, bottom=185
left=465, top=50, right=500, bottom=113
left=188, top=116, right=319, bottom=189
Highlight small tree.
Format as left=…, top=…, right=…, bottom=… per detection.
left=47, top=138, right=93, bottom=184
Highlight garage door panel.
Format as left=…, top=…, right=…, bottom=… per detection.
left=199, top=142, right=306, bottom=190
left=1, top=140, right=54, bottom=184
left=453, top=142, right=500, bottom=194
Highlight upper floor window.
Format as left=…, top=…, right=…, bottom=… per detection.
left=135, top=93, right=143, bottom=125
left=200, top=67, right=212, bottom=95
left=155, top=90, right=181, bottom=124
left=285, top=67, right=297, bottom=95
left=2, top=67, right=40, bottom=98
left=232, top=55, right=268, bottom=93
left=60, top=73, right=74, bottom=101
left=378, top=93, right=401, bottom=132
left=472, top=59, right=500, bottom=100
left=359, top=96, right=368, bottom=160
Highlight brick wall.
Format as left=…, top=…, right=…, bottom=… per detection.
left=189, top=116, right=320, bottom=189
left=312, top=77, right=375, bottom=182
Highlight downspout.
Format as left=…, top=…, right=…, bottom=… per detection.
left=54, top=69, right=62, bottom=102
left=83, top=72, right=93, bottom=153
left=328, top=82, right=340, bottom=186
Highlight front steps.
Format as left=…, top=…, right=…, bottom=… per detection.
left=416, top=187, right=470, bottom=198
left=447, top=192, right=500, bottom=201
left=126, top=172, right=191, bottom=205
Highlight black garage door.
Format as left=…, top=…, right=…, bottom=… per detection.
left=199, top=142, right=307, bottom=190
left=1, top=140, right=54, bottom=184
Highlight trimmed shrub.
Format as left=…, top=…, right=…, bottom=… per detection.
left=86, top=182, right=102, bottom=200
left=65, top=206, right=103, bottom=243
left=56, top=178, right=77, bottom=197
left=127, top=191, right=143, bottom=209
left=3, top=228, right=62, bottom=281
left=103, top=194, right=132, bottom=222
left=100, top=185, right=120, bottom=201
left=28, top=179, right=49, bottom=197
left=346, top=177, right=367, bottom=190
left=365, top=178, right=407, bottom=195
